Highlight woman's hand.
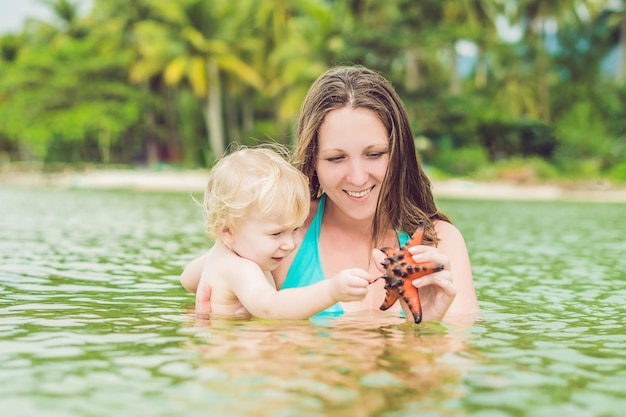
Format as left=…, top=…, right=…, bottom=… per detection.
left=194, top=281, right=249, bottom=317
left=373, top=246, right=457, bottom=322
left=195, top=281, right=213, bottom=315
left=406, top=245, right=457, bottom=322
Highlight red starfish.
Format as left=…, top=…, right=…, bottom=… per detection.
left=379, top=220, right=444, bottom=323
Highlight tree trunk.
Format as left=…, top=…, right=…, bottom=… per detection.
left=145, top=78, right=161, bottom=167
left=537, top=34, right=550, bottom=123
left=146, top=136, right=159, bottom=167
left=474, top=45, right=487, bottom=88
left=144, top=105, right=159, bottom=168
left=537, top=57, right=550, bottom=122
left=241, top=88, right=254, bottom=138
left=98, top=130, right=110, bottom=164
left=449, top=44, right=461, bottom=95
left=224, top=77, right=240, bottom=144
left=204, top=57, right=224, bottom=160
left=618, top=11, right=626, bottom=85
left=164, top=87, right=180, bottom=162
left=404, top=48, right=420, bottom=92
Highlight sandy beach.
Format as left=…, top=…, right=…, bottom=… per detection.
left=2, top=168, right=626, bottom=202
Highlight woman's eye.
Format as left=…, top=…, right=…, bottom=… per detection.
left=367, top=152, right=385, bottom=159
left=326, top=155, right=344, bottom=163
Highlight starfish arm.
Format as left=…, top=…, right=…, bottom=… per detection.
left=380, top=287, right=399, bottom=310
left=400, top=281, right=422, bottom=323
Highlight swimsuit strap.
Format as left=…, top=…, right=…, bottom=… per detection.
left=280, top=195, right=326, bottom=289
left=311, top=194, right=325, bottom=237
left=397, top=230, right=410, bottom=247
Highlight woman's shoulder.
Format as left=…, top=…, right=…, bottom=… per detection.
left=433, top=219, right=465, bottom=242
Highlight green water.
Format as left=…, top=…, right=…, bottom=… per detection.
left=1, top=186, right=625, bottom=417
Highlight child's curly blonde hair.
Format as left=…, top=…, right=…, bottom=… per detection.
left=203, top=143, right=310, bottom=242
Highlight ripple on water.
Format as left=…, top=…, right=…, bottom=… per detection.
left=2, top=190, right=626, bottom=416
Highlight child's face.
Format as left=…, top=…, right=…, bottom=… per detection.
left=229, top=216, right=302, bottom=272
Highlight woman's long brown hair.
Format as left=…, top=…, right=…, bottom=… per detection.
left=292, top=66, right=450, bottom=245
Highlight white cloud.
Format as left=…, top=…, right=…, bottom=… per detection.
left=0, top=0, right=93, bottom=35
left=496, top=15, right=523, bottom=43
left=456, top=40, right=478, bottom=57
left=0, top=0, right=54, bottom=34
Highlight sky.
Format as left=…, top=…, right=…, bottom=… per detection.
left=0, top=0, right=92, bottom=34
left=0, top=0, right=523, bottom=41
left=0, top=0, right=54, bottom=34
left=0, top=0, right=616, bottom=74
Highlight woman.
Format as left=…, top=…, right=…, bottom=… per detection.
left=181, top=66, right=479, bottom=322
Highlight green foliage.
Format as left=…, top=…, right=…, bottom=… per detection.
left=552, top=101, right=615, bottom=170
left=0, top=0, right=623, bottom=183
left=0, top=35, right=141, bottom=161
left=0, top=34, right=21, bottom=61
left=430, top=146, right=490, bottom=177
left=608, top=160, right=626, bottom=183
left=475, top=157, right=561, bottom=182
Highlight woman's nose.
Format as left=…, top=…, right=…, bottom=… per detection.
left=346, top=159, right=368, bottom=186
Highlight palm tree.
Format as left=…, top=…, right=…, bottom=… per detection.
left=0, top=0, right=143, bottom=164
left=509, top=0, right=602, bottom=122
left=0, top=34, right=141, bottom=163
left=130, top=0, right=263, bottom=159
left=605, top=0, right=626, bottom=84
left=441, top=0, right=501, bottom=94
left=255, top=0, right=338, bottom=134
left=90, top=0, right=181, bottom=166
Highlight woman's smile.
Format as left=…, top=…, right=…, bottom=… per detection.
left=345, top=186, right=374, bottom=199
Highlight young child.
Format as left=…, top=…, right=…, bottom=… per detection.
left=194, top=144, right=374, bottom=319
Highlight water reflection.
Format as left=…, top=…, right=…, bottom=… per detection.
left=185, top=314, right=476, bottom=416
left=1, top=187, right=625, bottom=416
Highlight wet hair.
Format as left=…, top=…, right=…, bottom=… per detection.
left=292, top=65, right=450, bottom=245
left=204, top=144, right=310, bottom=241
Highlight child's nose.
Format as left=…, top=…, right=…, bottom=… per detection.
left=281, top=235, right=296, bottom=250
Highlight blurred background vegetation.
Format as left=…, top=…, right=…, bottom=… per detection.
left=0, top=0, right=625, bottom=183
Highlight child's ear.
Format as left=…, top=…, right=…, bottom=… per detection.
left=217, top=221, right=234, bottom=247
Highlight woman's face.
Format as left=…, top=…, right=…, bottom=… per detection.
left=316, top=107, right=390, bottom=221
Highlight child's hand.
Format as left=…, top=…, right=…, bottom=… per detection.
left=328, top=268, right=374, bottom=302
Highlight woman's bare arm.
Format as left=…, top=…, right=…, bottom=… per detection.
left=393, top=221, right=478, bottom=322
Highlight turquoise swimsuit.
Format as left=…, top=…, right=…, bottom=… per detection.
left=282, top=194, right=410, bottom=317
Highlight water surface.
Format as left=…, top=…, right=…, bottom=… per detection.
left=1, top=186, right=624, bottom=416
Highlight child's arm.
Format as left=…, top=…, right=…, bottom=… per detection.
left=180, top=253, right=206, bottom=293
left=228, top=261, right=374, bottom=319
